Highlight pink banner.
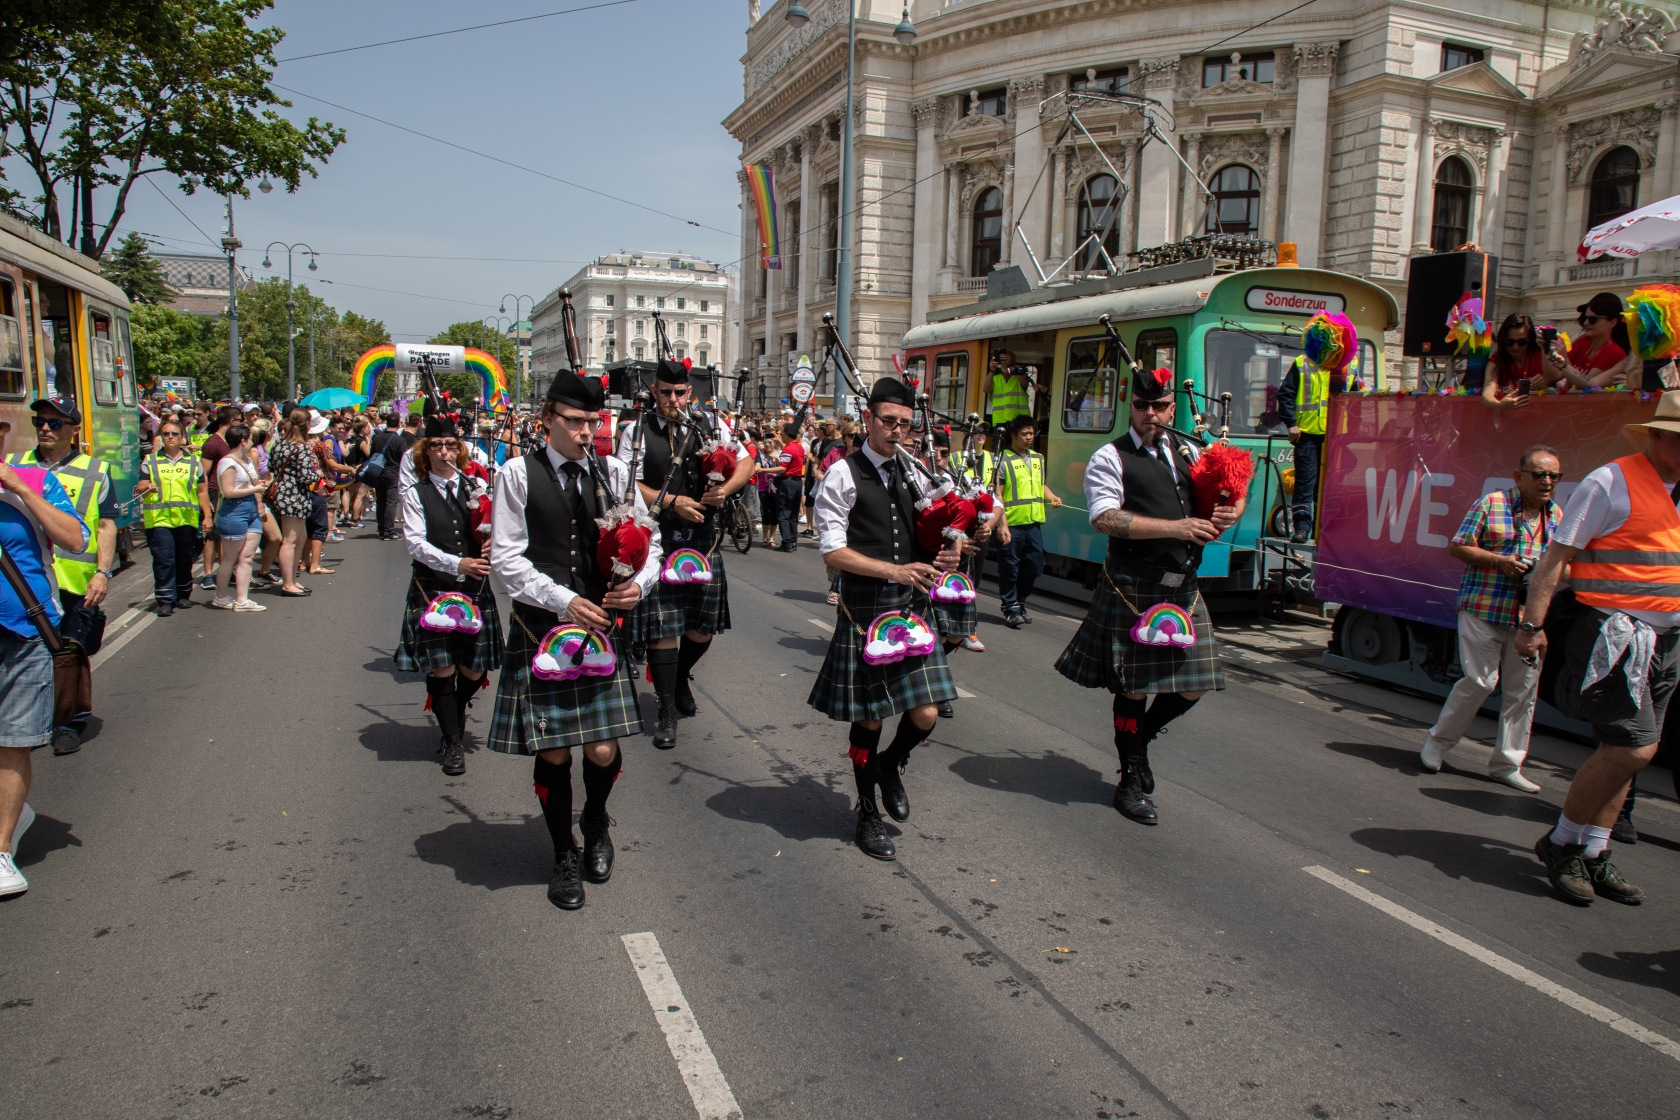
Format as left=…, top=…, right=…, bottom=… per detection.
left=1314, top=394, right=1664, bottom=628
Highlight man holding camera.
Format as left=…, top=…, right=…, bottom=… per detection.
left=1420, top=446, right=1562, bottom=791
left=986, top=349, right=1032, bottom=427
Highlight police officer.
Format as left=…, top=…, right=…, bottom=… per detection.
left=133, top=417, right=210, bottom=616
left=980, top=414, right=1062, bottom=628
left=6, top=396, right=117, bottom=756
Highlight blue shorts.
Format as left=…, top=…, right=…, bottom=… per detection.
left=0, top=629, right=54, bottom=748
left=215, top=495, right=262, bottom=538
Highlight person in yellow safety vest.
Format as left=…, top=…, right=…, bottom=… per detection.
left=133, top=416, right=211, bottom=617
left=1278, top=352, right=1360, bottom=545
left=6, top=396, right=117, bottom=757
left=986, top=348, right=1032, bottom=427
left=979, top=414, right=1062, bottom=627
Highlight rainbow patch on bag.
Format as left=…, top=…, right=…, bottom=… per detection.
left=660, top=547, right=714, bottom=584
left=862, top=610, right=937, bottom=666
left=420, top=591, right=483, bottom=634
left=1130, top=602, right=1196, bottom=648
left=531, top=624, right=617, bottom=681
left=930, top=571, right=977, bottom=604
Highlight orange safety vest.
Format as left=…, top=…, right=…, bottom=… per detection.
left=1571, top=453, right=1680, bottom=614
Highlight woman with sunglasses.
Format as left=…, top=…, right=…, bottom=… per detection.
left=1545, top=293, right=1630, bottom=389
left=396, top=400, right=503, bottom=779
left=1482, top=314, right=1548, bottom=410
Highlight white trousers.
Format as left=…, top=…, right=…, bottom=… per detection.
left=1423, top=609, right=1540, bottom=775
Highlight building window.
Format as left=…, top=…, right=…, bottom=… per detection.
left=700, top=300, right=709, bottom=312
left=1203, top=51, right=1273, bottom=87
left=676, top=297, right=685, bottom=309
left=635, top=319, right=645, bottom=335
left=1430, top=156, right=1474, bottom=251
left=636, top=295, right=645, bottom=308
left=605, top=295, right=614, bottom=307
left=699, top=324, right=708, bottom=340
left=1071, top=67, right=1128, bottom=95
left=676, top=322, right=686, bottom=339
left=1206, top=165, right=1261, bottom=236
left=1440, top=43, right=1485, bottom=71
left=697, top=349, right=708, bottom=366
left=1588, top=146, right=1642, bottom=230
left=656, top=297, right=665, bottom=308
left=1076, top=175, right=1121, bottom=271
left=971, top=186, right=1003, bottom=277
left=605, top=320, right=614, bottom=336
left=675, top=346, right=686, bottom=360
left=968, top=87, right=1007, bottom=118
left=634, top=345, right=645, bottom=360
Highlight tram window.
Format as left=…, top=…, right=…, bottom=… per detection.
left=117, top=317, right=137, bottom=405
left=931, top=352, right=968, bottom=417
left=1062, top=336, right=1117, bottom=433
left=90, top=309, right=119, bottom=405
left=1203, top=328, right=1302, bottom=433
left=1135, top=329, right=1177, bottom=381
left=0, top=278, right=22, bottom=398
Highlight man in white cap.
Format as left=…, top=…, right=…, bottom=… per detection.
left=1517, top=390, right=1680, bottom=907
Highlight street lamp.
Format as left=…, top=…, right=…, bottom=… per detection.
left=221, top=195, right=242, bottom=399
left=787, top=2, right=913, bottom=350
left=263, top=241, right=317, bottom=401
left=501, top=293, right=536, bottom=404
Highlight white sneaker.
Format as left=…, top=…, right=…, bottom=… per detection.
left=210, top=596, right=235, bottom=609
left=1419, top=740, right=1445, bottom=773
left=961, top=635, right=986, bottom=652
left=11, top=802, right=34, bottom=852
left=0, top=851, right=27, bottom=896
left=1491, top=770, right=1542, bottom=793
left=232, top=600, right=267, bottom=612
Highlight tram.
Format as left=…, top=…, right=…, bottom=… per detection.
left=901, top=255, right=1399, bottom=600
left=0, top=212, right=142, bottom=532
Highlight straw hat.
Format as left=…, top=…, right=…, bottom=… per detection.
left=1623, top=390, right=1680, bottom=449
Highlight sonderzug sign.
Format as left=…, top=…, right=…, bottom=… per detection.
left=1244, top=287, right=1346, bottom=316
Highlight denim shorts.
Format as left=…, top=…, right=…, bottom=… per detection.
left=215, top=495, right=262, bottom=538
left=0, top=629, right=54, bottom=748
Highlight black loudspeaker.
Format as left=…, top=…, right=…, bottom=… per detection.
left=605, top=359, right=717, bottom=404
left=1403, top=251, right=1500, bottom=356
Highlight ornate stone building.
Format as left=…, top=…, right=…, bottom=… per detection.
left=724, top=0, right=1680, bottom=388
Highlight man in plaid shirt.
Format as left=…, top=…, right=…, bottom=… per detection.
left=1420, top=445, right=1563, bottom=790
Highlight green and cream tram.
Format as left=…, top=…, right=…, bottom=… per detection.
left=902, top=262, right=1399, bottom=598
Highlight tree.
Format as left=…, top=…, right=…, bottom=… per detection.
left=100, top=231, right=176, bottom=304
left=192, top=278, right=387, bottom=402
left=427, top=321, right=521, bottom=404
left=130, top=303, right=211, bottom=387
left=1, top=0, right=344, bottom=257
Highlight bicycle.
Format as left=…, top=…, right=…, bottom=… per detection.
left=721, top=489, right=753, bottom=554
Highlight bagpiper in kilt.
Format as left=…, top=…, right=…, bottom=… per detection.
left=926, top=428, right=1001, bottom=719
left=1055, top=364, right=1245, bottom=826
left=488, top=369, right=664, bottom=911
left=618, top=357, right=754, bottom=750
left=398, top=400, right=505, bottom=778
left=811, top=377, right=962, bottom=862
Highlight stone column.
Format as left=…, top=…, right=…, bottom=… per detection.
left=943, top=164, right=961, bottom=271
left=1410, top=115, right=1437, bottom=254
left=1263, top=127, right=1287, bottom=241
left=1180, top=132, right=1204, bottom=237
left=1285, top=42, right=1338, bottom=266
left=1545, top=123, right=1569, bottom=284
left=910, top=99, right=940, bottom=328
left=1656, top=98, right=1679, bottom=200
left=1124, top=137, right=1142, bottom=253
left=1480, top=129, right=1510, bottom=253
left=1000, top=163, right=1016, bottom=267
left=1049, top=148, right=1067, bottom=264
left=1134, top=58, right=1181, bottom=249
left=1010, top=77, right=1047, bottom=275
left=819, top=175, right=833, bottom=282
left=797, top=131, right=818, bottom=355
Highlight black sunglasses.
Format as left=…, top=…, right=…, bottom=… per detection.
left=32, top=417, right=69, bottom=431
left=1524, top=470, right=1563, bottom=482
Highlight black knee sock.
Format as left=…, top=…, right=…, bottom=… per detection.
left=1113, top=693, right=1148, bottom=763
left=533, top=756, right=576, bottom=856
left=581, top=751, right=622, bottom=819
left=647, top=646, right=680, bottom=700
left=942, top=640, right=961, bottom=657
left=427, top=675, right=461, bottom=741
left=848, top=723, right=883, bottom=807
left=676, top=635, right=711, bottom=691
left=1142, top=693, right=1201, bottom=744
left=881, top=711, right=933, bottom=768
left=454, top=671, right=482, bottom=718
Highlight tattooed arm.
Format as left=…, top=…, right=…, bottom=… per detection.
left=1094, top=508, right=1216, bottom=542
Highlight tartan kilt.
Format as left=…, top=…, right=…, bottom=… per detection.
left=808, top=575, right=958, bottom=723
left=627, top=542, right=730, bottom=642
left=1055, top=569, right=1223, bottom=695
left=931, top=597, right=978, bottom=640
left=394, top=575, right=505, bottom=673
left=487, top=605, right=643, bottom=755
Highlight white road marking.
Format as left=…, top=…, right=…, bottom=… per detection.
left=1303, top=865, right=1680, bottom=1063
left=955, top=687, right=977, bottom=699
left=622, top=932, right=743, bottom=1120
left=806, top=617, right=834, bottom=633
left=89, top=607, right=158, bottom=671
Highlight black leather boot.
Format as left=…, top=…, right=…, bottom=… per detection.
left=579, top=811, right=614, bottom=883
left=440, top=736, right=466, bottom=776
left=674, top=678, right=698, bottom=718
left=877, top=759, right=910, bottom=823
left=855, top=795, right=897, bottom=861
left=548, top=848, right=585, bottom=910
left=1112, top=758, right=1158, bottom=824
left=653, top=695, right=678, bottom=750
left=1133, top=744, right=1154, bottom=795
left=937, top=699, right=954, bottom=719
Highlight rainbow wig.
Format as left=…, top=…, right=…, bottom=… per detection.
left=1302, top=311, right=1357, bottom=373
left=1624, top=285, right=1680, bottom=360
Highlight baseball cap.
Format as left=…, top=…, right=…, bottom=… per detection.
left=31, top=395, right=81, bottom=424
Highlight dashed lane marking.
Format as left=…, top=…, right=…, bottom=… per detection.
left=1303, top=865, right=1680, bottom=1063
left=622, top=932, right=743, bottom=1120
left=956, top=687, right=977, bottom=699
left=806, top=617, right=834, bottom=633
left=90, top=602, right=159, bottom=671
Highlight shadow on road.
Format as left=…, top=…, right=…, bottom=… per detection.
left=1349, top=827, right=1550, bottom=894
left=947, top=749, right=1111, bottom=807
left=776, top=634, right=830, bottom=658
left=775, top=589, right=831, bottom=605
left=358, top=716, right=440, bottom=764
left=1420, top=786, right=1560, bottom=825
left=362, top=646, right=426, bottom=684
left=1577, top=948, right=1680, bottom=997
left=413, top=796, right=550, bottom=890
left=14, top=813, right=82, bottom=869
left=1324, top=739, right=1434, bottom=775
left=703, top=773, right=853, bottom=843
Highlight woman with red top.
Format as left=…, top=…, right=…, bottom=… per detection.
left=1482, top=314, right=1547, bottom=410
left=1546, top=292, right=1632, bottom=389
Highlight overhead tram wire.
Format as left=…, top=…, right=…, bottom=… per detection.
left=275, top=0, right=643, bottom=63
left=143, top=177, right=221, bottom=249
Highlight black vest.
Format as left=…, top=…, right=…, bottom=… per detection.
left=639, top=413, right=713, bottom=549
left=524, top=450, right=606, bottom=604
left=1106, top=433, right=1196, bottom=572
left=844, top=449, right=929, bottom=565
left=413, top=476, right=473, bottom=582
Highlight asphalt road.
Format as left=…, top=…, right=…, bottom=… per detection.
left=6, top=524, right=1680, bottom=1120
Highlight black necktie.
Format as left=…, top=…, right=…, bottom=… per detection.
left=880, top=457, right=897, bottom=487
left=561, top=460, right=583, bottom=500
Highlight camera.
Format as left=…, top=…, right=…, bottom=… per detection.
left=1538, top=325, right=1559, bottom=350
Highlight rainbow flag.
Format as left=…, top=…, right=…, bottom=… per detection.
left=744, top=163, right=781, bottom=270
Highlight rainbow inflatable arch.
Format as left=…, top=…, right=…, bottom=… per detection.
left=349, top=345, right=511, bottom=411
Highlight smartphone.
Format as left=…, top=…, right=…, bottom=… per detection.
left=1517, top=378, right=1532, bottom=396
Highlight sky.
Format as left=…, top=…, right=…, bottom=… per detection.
left=49, top=0, right=752, bottom=342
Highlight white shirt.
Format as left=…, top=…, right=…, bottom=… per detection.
left=1556, top=458, right=1680, bottom=629
left=491, top=443, right=662, bottom=616
left=1085, top=427, right=1200, bottom=524
left=402, top=470, right=486, bottom=578
left=615, top=411, right=745, bottom=479
left=815, top=442, right=896, bottom=555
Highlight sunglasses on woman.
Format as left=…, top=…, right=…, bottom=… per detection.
left=1579, top=314, right=1603, bottom=326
